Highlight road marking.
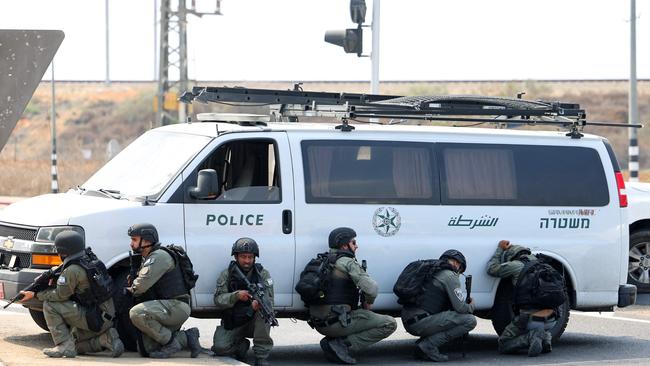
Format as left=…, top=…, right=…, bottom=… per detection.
left=537, top=358, right=650, bottom=365
left=571, top=311, right=650, bottom=324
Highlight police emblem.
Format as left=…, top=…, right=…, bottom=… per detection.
left=372, top=207, right=401, bottom=237
left=454, top=288, right=464, bottom=301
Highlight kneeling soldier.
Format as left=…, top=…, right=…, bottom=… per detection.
left=19, top=231, right=123, bottom=358
left=212, top=238, right=274, bottom=366
left=308, top=227, right=397, bottom=364
left=126, top=223, right=201, bottom=358
left=401, top=250, right=476, bottom=362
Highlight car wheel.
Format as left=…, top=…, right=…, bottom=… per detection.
left=29, top=308, right=49, bottom=331
left=628, top=230, right=650, bottom=292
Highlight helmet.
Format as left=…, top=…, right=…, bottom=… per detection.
left=231, top=237, right=259, bottom=257
left=54, top=231, right=85, bottom=256
left=504, top=245, right=532, bottom=261
left=328, top=227, right=357, bottom=249
left=439, top=249, right=467, bottom=273
left=127, top=223, right=159, bottom=244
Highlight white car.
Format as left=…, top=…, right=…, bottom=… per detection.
left=626, top=181, right=650, bottom=292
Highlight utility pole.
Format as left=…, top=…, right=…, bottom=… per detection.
left=156, top=0, right=221, bottom=126
left=154, top=0, right=158, bottom=81
left=50, top=61, right=59, bottom=194
left=370, top=0, right=380, bottom=94
left=629, top=0, right=639, bottom=182
left=105, top=0, right=110, bottom=85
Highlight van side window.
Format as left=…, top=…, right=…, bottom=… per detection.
left=302, top=140, right=438, bottom=204
left=198, top=139, right=281, bottom=202
left=438, top=143, right=609, bottom=206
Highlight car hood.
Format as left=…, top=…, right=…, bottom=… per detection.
left=0, top=192, right=141, bottom=227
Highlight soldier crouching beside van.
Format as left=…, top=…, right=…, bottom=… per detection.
left=125, top=223, right=201, bottom=358
left=19, top=231, right=124, bottom=358
left=487, top=240, right=562, bottom=357
left=399, top=250, right=476, bottom=362
left=307, top=227, right=397, bottom=364
left=211, top=238, right=274, bottom=366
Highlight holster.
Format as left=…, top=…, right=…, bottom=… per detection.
left=331, top=305, right=352, bottom=328
left=85, top=305, right=105, bottom=332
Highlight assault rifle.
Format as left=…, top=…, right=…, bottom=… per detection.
left=232, top=264, right=279, bottom=327
left=465, top=275, right=472, bottom=304
left=3, top=266, right=62, bottom=309
left=360, top=259, right=367, bottom=308
left=127, top=251, right=142, bottom=287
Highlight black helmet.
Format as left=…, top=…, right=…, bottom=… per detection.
left=54, top=231, right=85, bottom=256
left=231, top=237, right=259, bottom=257
left=127, top=223, right=159, bottom=244
left=440, top=249, right=467, bottom=273
left=504, top=245, right=532, bottom=261
left=328, top=227, right=357, bottom=249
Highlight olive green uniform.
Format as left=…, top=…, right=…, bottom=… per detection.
left=37, top=254, right=116, bottom=353
left=309, top=249, right=397, bottom=353
left=401, top=269, right=476, bottom=354
left=128, top=248, right=191, bottom=352
left=211, top=265, right=274, bottom=360
left=487, top=247, right=554, bottom=354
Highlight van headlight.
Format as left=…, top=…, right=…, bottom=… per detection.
left=35, top=226, right=85, bottom=243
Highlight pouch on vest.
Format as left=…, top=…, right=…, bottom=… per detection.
left=85, top=305, right=104, bottom=332
left=513, top=255, right=566, bottom=310
left=393, top=259, right=453, bottom=306
left=161, top=245, right=199, bottom=291
left=295, top=252, right=336, bottom=304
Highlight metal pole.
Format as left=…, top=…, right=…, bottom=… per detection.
left=154, top=0, right=158, bottom=81
left=629, top=0, right=639, bottom=182
left=178, top=0, right=188, bottom=123
left=50, top=62, right=59, bottom=194
left=370, top=0, right=380, bottom=94
left=105, top=0, right=110, bottom=85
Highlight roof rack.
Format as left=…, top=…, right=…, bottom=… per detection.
left=179, top=85, right=642, bottom=139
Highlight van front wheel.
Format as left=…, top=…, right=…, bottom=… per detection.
left=29, top=308, right=49, bottom=331
left=490, top=282, right=570, bottom=341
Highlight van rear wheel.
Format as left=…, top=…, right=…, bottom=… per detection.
left=628, top=230, right=650, bottom=292
left=29, top=308, right=49, bottom=331
left=490, top=281, right=570, bottom=341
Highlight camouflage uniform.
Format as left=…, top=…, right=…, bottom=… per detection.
left=487, top=246, right=555, bottom=355
left=401, top=268, right=476, bottom=361
left=128, top=247, right=192, bottom=353
left=309, top=249, right=397, bottom=353
left=211, top=263, right=274, bottom=360
left=38, top=252, right=121, bottom=356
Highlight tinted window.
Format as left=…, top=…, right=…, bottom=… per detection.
left=302, top=140, right=438, bottom=204
left=438, top=143, right=609, bottom=206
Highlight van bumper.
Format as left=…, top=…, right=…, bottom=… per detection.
left=0, top=268, right=44, bottom=307
left=618, top=284, right=637, bottom=308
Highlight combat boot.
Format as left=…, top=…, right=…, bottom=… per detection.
left=184, top=327, right=201, bottom=358
left=320, top=337, right=356, bottom=364
left=43, top=338, right=77, bottom=358
left=415, top=341, right=448, bottom=362
left=234, top=338, right=250, bottom=361
left=498, top=334, right=529, bottom=354
left=541, top=331, right=552, bottom=354
left=98, top=328, right=125, bottom=358
left=527, top=329, right=544, bottom=357
left=149, top=337, right=182, bottom=358
left=254, top=358, right=270, bottom=366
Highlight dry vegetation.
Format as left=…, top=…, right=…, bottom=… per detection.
left=0, top=80, right=648, bottom=197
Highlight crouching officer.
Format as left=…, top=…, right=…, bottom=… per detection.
left=309, top=227, right=397, bottom=364
left=126, top=223, right=201, bottom=358
left=19, top=231, right=124, bottom=358
left=401, top=250, right=476, bottom=362
left=212, top=238, right=274, bottom=366
left=487, top=240, right=555, bottom=356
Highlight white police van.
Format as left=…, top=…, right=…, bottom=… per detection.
left=0, top=87, right=637, bottom=340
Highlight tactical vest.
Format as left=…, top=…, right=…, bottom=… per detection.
left=416, top=270, right=453, bottom=314
left=139, top=246, right=188, bottom=302
left=65, top=249, right=115, bottom=307
left=223, top=262, right=263, bottom=329
left=311, top=251, right=359, bottom=308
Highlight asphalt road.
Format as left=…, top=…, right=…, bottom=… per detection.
left=4, top=297, right=650, bottom=366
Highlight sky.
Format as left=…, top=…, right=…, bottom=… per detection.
left=1, top=0, right=648, bottom=81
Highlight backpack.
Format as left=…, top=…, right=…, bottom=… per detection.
left=513, top=254, right=566, bottom=310
left=295, top=252, right=338, bottom=304
left=161, top=245, right=199, bottom=291
left=393, top=259, right=453, bottom=306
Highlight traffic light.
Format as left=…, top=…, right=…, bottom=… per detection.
left=324, top=0, right=366, bottom=57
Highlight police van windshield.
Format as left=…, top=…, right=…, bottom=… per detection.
left=82, top=131, right=211, bottom=198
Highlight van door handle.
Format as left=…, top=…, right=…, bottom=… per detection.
left=282, top=209, right=292, bottom=234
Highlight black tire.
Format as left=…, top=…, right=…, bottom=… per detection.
left=29, top=308, right=49, bottom=331
left=111, top=269, right=139, bottom=352
left=628, top=230, right=650, bottom=292
left=490, top=280, right=570, bottom=341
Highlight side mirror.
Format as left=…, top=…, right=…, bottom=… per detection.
left=189, top=169, right=220, bottom=200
